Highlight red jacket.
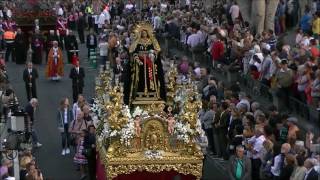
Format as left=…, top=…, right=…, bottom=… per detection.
left=211, top=41, right=224, bottom=61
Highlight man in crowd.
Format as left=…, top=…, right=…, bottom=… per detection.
left=69, top=61, right=85, bottom=103
left=14, top=28, right=27, bottom=64
left=77, top=12, right=86, bottom=44
left=3, top=27, right=15, bottom=62
left=228, top=145, right=251, bottom=180
left=31, top=29, right=44, bottom=65
left=84, top=125, right=96, bottom=180
left=24, top=98, right=42, bottom=148
left=65, top=30, right=78, bottom=64
left=23, top=62, right=38, bottom=101
left=86, top=29, right=97, bottom=59
left=46, top=41, right=64, bottom=81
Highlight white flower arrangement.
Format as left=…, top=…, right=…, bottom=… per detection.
left=174, top=117, right=204, bottom=144
left=92, top=103, right=148, bottom=146
left=119, top=119, right=135, bottom=146
left=144, top=150, right=164, bottom=159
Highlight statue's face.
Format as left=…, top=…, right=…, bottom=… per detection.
left=141, top=30, right=148, bottom=38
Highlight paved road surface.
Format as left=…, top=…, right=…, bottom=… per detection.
left=6, top=42, right=228, bottom=179
left=7, top=43, right=96, bottom=180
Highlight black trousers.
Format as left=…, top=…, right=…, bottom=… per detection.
left=59, top=35, right=65, bottom=50
left=87, top=148, right=96, bottom=180
left=252, top=158, right=262, bottom=180
left=277, top=87, right=291, bottom=112
left=25, top=83, right=37, bottom=101
left=72, top=85, right=83, bottom=103
left=5, top=42, right=14, bottom=62
left=61, top=123, right=70, bottom=149
left=78, top=30, right=85, bottom=44
left=217, top=129, right=228, bottom=159
left=204, top=128, right=215, bottom=154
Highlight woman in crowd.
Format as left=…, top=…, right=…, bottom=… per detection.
left=73, top=129, right=88, bottom=180
left=57, top=97, right=73, bottom=156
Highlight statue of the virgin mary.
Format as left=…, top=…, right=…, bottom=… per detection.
left=123, top=22, right=166, bottom=105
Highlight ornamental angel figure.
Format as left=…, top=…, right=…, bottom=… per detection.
left=123, top=22, right=166, bottom=105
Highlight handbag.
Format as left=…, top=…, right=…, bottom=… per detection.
left=70, top=120, right=83, bottom=147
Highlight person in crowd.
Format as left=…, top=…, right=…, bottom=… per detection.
left=65, top=30, right=78, bottom=64
left=46, top=41, right=64, bottom=81
left=247, top=125, right=266, bottom=180
left=73, top=129, right=88, bottom=180
left=14, top=28, right=27, bottom=64
left=229, top=1, right=240, bottom=24
left=72, top=94, right=86, bottom=120
left=290, top=154, right=307, bottom=180
left=3, top=27, right=15, bottom=62
left=24, top=98, right=42, bottom=148
left=69, top=109, right=88, bottom=143
left=300, top=8, right=313, bottom=34
left=275, top=59, right=293, bottom=112
left=200, top=101, right=215, bottom=155
left=86, top=29, right=97, bottom=59
left=211, top=34, right=225, bottom=68
left=56, top=15, right=67, bottom=49
left=84, top=125, right=96, bottom=180
left=82, top=105, right=92, bottom=124
left=31, top=29, right=44, bottom=65
left=20, top=155, right=32, bottom=180
left=228, top=145, right=252, bottom=180
left=23, top=61, right=38, bottom=101
left=98, top=36, right=108, bottom=68
left=280, top=154, right=295, bottom=180
left=271, top=143, right=291, bottom=179
left=77, top=12, right=86, bottom=44
left=311, top=69, right=320, bottom=107
left=69, top=60, right=85, bottom=103
left=45, top=30, right=60, bottom=63
left=214, top=101, right=230, bottom=160
left=57, top=97, right=73, bottom=156
left=25, top=161, right=43, bottom=180
left=303, top=158, right=319, bottom=180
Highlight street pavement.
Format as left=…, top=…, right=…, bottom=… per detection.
left=7, top=43, right=97, bottom=180
left=6, top=42, right=228, bottom=179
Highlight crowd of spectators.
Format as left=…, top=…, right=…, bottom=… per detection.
left=69, top=0, right=319, bottom=180
left=0, top=0, right=319, bottom=179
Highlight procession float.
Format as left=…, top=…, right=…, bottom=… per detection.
left=12, top=0, right=56, bottom=32
left=93, top=22, right=204, bottom=179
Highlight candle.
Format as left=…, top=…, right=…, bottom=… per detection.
left=106, top=62, right=110, bottom=70
left=99, top=65, right=104, bottom=73
left=95, top=77, right=101, bottom=86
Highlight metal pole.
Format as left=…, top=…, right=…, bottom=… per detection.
left=9, top=115, right=20, bottom=180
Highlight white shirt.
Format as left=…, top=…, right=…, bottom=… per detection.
left=236, top=99, right=250, bottom=112
left=6, top=9, right=12, bottom=18
left=93, top=15, right=99, bottom=25
left=187, top=33, right=202, bottom=48
left=271, top=154, right=282, bottom=176
left=76, top=67, right=79, bottom=74
left=249, top=135, right=266, bottom=159
left=304, top=168, right=314, bottom=180
left=28, top=68, right=32, bottom=74
left=72, top=103, right=79, bottom=120
left=98, top=13, right=106, bottom=28
left=98, top=42, right=108, bottom=56
left=64, top=108, right=68, bottom=124
left=229, top=5, right=240, bottom=21
left=90, top=35, right=95, bottom=45
left=125, top=4, right=134, bottom=10
left=153, top=16, right=162, bottom=30
left=58, top=7, right=64, bottom=16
